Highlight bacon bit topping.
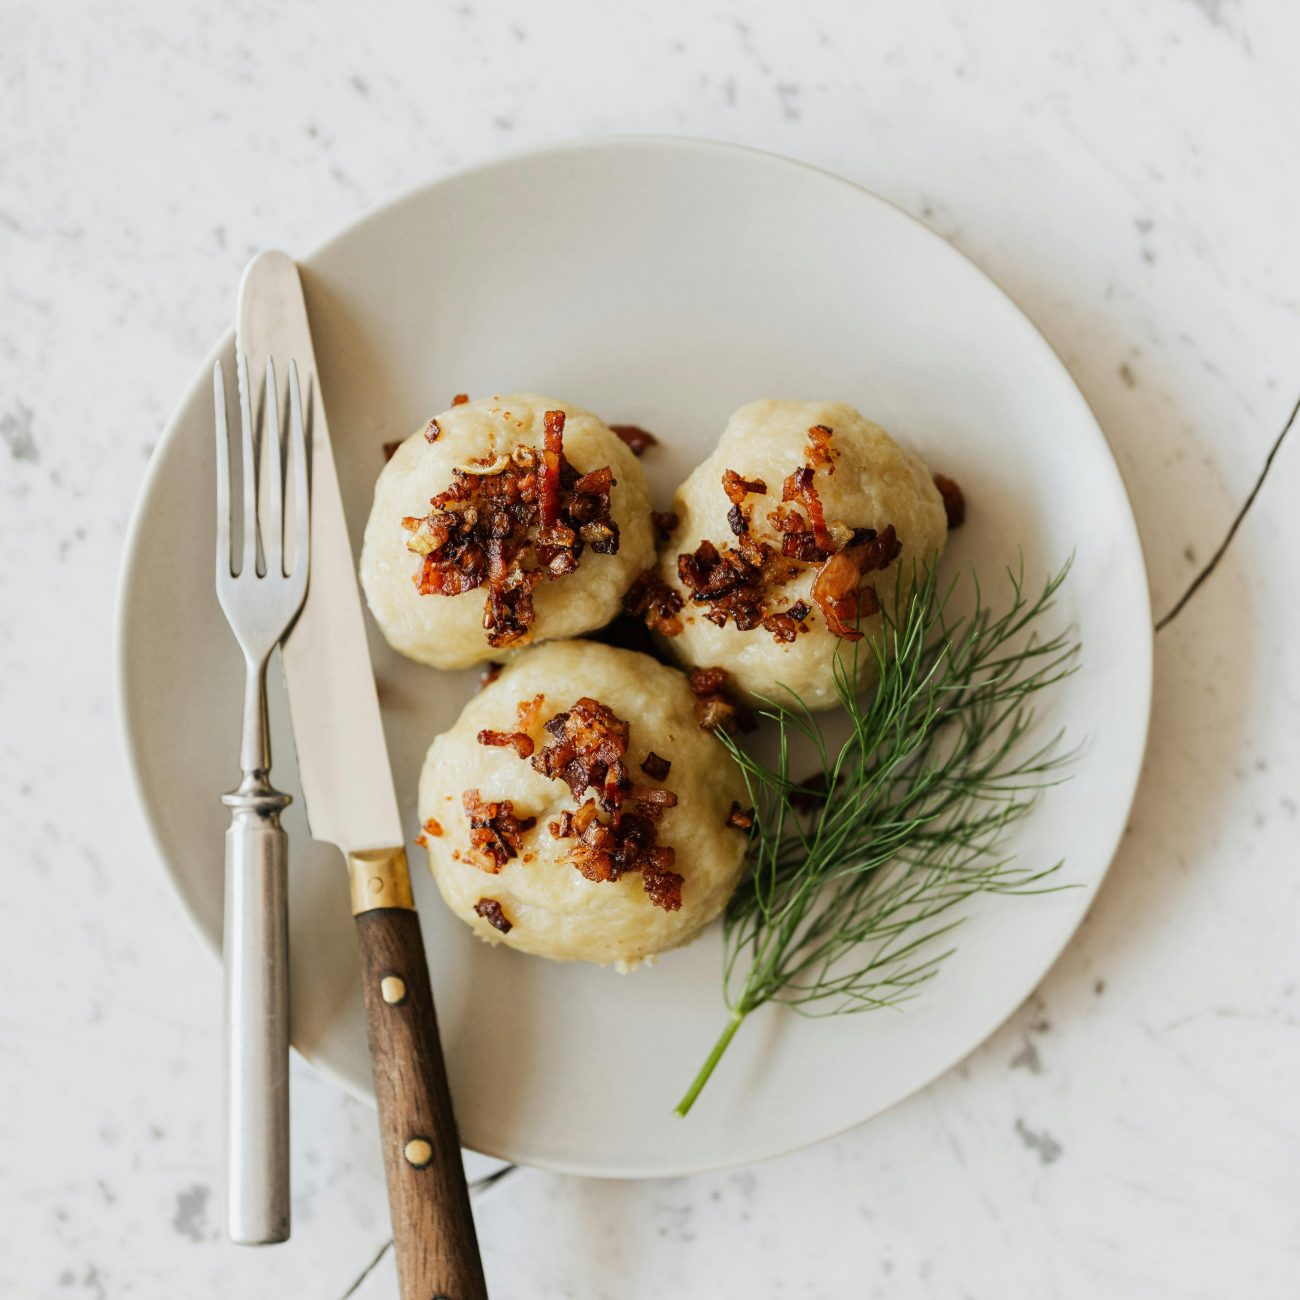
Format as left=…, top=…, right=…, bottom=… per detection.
left=781, top=465, right=835, bottom=554
left=480, top=662, right=504, bottom=689
left=642, top=858, right=684, bottom=911
left=626, top=433, right=906, bottom=643
left=622, top=570, right=684, bottom=637
left=610, top=424, right=659, bottom=456
left=805, top=424, right=836, bottom=472
left=688, top=665, right=754, bottom=734
left=382, top=440, right=402, bottom=462
left=402, top=409, right=619, bottom=648
left=721, top=468, right=768, bottom=507
left=640, top=751, right=671, bottom=781
left=933, top=473, right=966, bottom=529
left=476, top=694, right=546, bottom=759
left=651, top=510, right=680, bottom=542
left=462, top=789, right=536, bottom=872
left=726, top=802, right=755, bottom=830
left=480, top=695, right=686, bottom=911
left=414, top=833, right=428, bottom=848
left=477, top=728, right=535, bottom=759
left=810, top=525, right=901, bottom=641
left=452, top=393, right=469, bottom=406
left=423, top=817, right=444, bottom=838
left=761, top=599, right=812, bottom=644
left=474, top=897, right=513, bottom=933
left=677, top=537, right=772, bottom=632
left=424, top=418, right=442, bottom=442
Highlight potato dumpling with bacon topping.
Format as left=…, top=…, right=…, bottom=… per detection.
left=361, top=394, right=655, bottom=669
left=416, top=640, right=751, bottom=968
left=627, top=400, right=954, bottom=711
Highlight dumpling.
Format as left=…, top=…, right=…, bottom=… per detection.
left=361, top=394, right=655, bottom=669
left=628, top=400, right=952, bottom=711
left=416, top=640, right=751, bottom=969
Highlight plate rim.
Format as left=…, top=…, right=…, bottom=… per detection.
left=115, top=133, right=1154, bottom=1177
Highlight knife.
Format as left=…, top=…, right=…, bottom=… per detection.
left=237, top=251, right=489, bottom=1300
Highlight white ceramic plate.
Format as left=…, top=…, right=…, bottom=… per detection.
left=117, top=138, right=1151, bottom=1177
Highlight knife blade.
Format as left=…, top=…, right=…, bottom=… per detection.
left=237, top=250, right=401, bottom=856
left=236, top=251, right=488, bottom=1300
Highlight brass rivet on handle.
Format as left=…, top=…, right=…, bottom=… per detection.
left=380, top=975, right=407, bottom=1005
left=404, top=1138, right=433, bottom=1168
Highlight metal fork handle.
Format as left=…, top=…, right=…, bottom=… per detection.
left=222, top=652, right=292, bottom=1245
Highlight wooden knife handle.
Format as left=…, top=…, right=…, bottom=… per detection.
left=350, top=849, right=488, bottom=1300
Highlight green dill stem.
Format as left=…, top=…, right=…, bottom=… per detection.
left=674, top=1008, right=748, bottom=1118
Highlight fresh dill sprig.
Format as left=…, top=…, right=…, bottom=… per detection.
left=674, top=557, right=1081, bottom=1117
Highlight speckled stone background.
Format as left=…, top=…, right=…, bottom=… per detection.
left=3, top=1, right=1299, bottom=1296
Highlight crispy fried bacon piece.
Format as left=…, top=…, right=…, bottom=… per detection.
left=721, top=468, right=768, bottom=506
left=622, top=570, right=684, bottom=636
left=688, top=665, right=754, bottom=734
left=761, top=599, right=812, bottom=644
left=490, top=696, right=686, bottom=911
left=677, top=537, right=773, bottom=632
left=474, top=897, right=513, bottom=933
left=452, top=393, right=470, bottom=406
left=726, top=801, right=755, bottom=830
left=610, top=424, right=659, bottom=456
left=805, top=423, right=836, bottom=472
left=933, top=473, right=966, bottom=529
left=423, top=816, right=444, bottom=838
left=781, top=465, right=835, bottom=555
left=809, top=525, right=902, bottom=641
left=424, top=418, right=442, bottom=442
left=462, top=788, right=536, bottom=872
left=403, top=410, right=619, bottom=648
left=651, top=510, right=679, bottom=542
left=532, top=698, right=631, bottom=807
left=477, top=728, right=535, bottom=759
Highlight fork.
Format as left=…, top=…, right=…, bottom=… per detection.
left=214, top=355, right=310, bottom=1245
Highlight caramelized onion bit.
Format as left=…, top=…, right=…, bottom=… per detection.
left=402, top=409, right=619, bottom=648
left=610, top=424, right=659, bottom=456
left=933, top=473, right=966, bottom=529
left=809, top=525, right=901, bottom=641
left=640, top=751, right=671, bottom=781
left=761, top=599, right=812, bottom=643
left=474, top=897, right=513, bottom=933
left=462, top=788, right=536, bottom=872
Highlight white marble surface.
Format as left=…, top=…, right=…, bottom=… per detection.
left=2, top=0, right=1299, bottom=1295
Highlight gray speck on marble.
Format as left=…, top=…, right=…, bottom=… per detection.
left=493, top=116, right=514, bottom=131
left=1015, top=1118, right=1063, bottom=1164
left=1010, top=1040, right=1044, bottom=1074
left=171, top=1183, right=211, bottom=1241
left=774, top=83, right=802, bottom=120
left=2, top=403, right=38, bottom=463
left=1095, top=979, right=1106, bottom=995
left=1119, top=361, right=1137, bottom=388
left=349, top=74, right=369, bottom=96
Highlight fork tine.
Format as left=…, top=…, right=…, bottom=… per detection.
left=214, top=360, right=232, bottom=579
left=236, top=352, right=259, bottom=577
left=263, top=359, right=284, bottom=576
left=287, top=360, right=310, bottom=581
